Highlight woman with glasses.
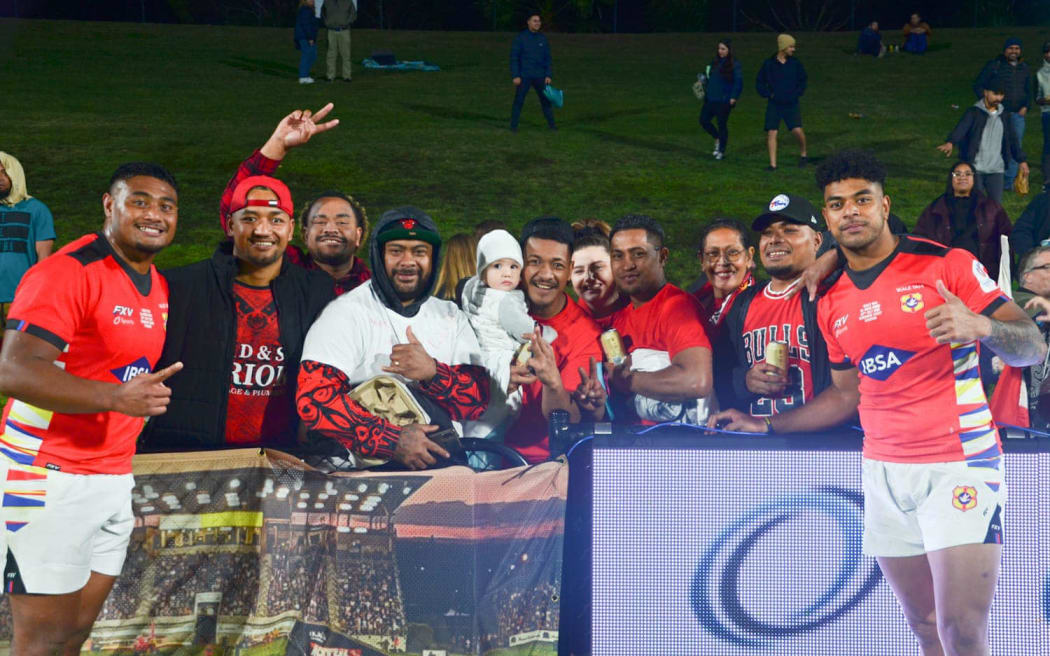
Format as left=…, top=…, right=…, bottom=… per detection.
left=914, top=161, right=1012, bottom=275
left=691, top=218, right=756, bottom=332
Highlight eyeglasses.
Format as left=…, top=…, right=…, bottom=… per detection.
left=701, top=248, right=746, bottom=263
left=1028, top=264, right=1050, bottom=273
left=951, top=171, right=974, bottom=178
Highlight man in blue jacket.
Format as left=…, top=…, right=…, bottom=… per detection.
left=756, top=34, right=808, bottom=171
left=510, top=13, right=556, bottom=132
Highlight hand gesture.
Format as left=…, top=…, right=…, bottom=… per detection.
left=705, top=408, right=766, bottom=433
left=607, top=353, right=634, bottom=394
left=745, top=362, right=788, bottom=396
left=523, top=327, right=561, bottom=389
left=573, top=357, right=607, bottom=417
left=1025, top=296, right=1050, bottom=322
left=392, top=423, right=449, bottom=470
left=383, top=326, right=438, bottom=383
left=109, top=362, right=183, bottom=417
left=925, top=279, right=989, bottom=344
left=263, top=103, right=340, bottom=159
left=936, top=142, right=954, bottom=157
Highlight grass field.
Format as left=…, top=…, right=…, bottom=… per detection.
left=1, top=19, right=1048, bottom=284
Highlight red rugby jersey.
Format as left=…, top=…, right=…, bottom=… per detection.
left=739, top=282, right=815, bottom=416
left=612, top=283, right=712, bottom=359
left=505, top=295, right=602, bottom=464
left=817, top=236, right=1008, bottom=464
left=1, top=233, right=169, bottom=475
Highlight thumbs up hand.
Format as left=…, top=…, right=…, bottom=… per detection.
left=924, top=279, right=991, bottom=344
left=384, top=325, right=438, bottom=383
left=109, top=361, right=183, bottom=417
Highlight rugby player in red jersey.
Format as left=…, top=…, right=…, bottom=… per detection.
left=0, top=163, right=183, bottom=655
left=713, top=150, right=1044, bottom=656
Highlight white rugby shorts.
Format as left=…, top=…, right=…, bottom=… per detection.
left=861, top=455, right=1005, bottom=558
left=0, top=458, right=134, bottom=594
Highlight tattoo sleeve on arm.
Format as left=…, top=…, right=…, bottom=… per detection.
left=983, top=318, right=1048, bottom=367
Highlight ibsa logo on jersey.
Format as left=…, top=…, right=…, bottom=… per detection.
left=111, top=357, right=152, bottom=383
left=769, top=194, right=790, bottom=212
left=900, top=292, right=924, bottom=313
left=857, top=345, right=915, bottom=380
left=952, top=485, right=978, bottom=512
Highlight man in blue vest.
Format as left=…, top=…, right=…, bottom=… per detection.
left=510, top=13, right=556, bottom=132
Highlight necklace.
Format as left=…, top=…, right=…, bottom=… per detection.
left=762, top=277, right=802, bottom=300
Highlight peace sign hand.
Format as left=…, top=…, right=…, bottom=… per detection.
left=109, top=362, right=183, bottom=417
left=262, top=103, right=340, bottom=159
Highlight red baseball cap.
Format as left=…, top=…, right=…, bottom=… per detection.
left=227, top=175, right=294, bottom=223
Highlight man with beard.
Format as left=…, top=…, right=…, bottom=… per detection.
left=0, top=152, right=55, bottom=326
left=714, top=150, right=1044, bottom=656
left=296, top=207, right=490, bottom=470
left=711, top=194, right=834, bottom=419
left=606, top=214, right=715, bottom=424
left=973, top=37, right=1031, bottom=190
left=0, top=163, right=181, bottom=654
left=218, top=103, right=371, bottom=294
left=141, top=172, right=335, bottom=451
left=299, top=191, right=370, bottom=294
left=502, top=217, right=603, bottom=463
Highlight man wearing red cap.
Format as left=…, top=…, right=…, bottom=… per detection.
left=141, top=168, right=335, bottom=451
left=219, top=103, right=372, bottom=295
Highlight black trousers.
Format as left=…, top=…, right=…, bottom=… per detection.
left=511, top=77, right=556, bottom=129
left=699, top=100, right=733, bottom=153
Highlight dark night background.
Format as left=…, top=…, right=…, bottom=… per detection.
left=0, top=0, right=1045, bottom=32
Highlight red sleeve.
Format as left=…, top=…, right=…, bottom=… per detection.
left=943, top=248, right=1009, bottom=316
left=296, top=360, right=401, bottom=460
left=418, top=362, right=490, bottom=421
left=219, top=149, right=281, bottom=233
left=663, top=294, right=711, bottom=359
left=7, top=255, right=90, bottom=351
left=817, top=295, right=850, bottom=369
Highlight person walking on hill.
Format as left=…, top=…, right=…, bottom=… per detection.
left=699, top=39, right=743, bottom=161
left=509, top=13, right=556, bottom=132
left=973, top=37, right=1031, bottom=191
left=756, top=34, right=808, bottom=171
left=295, top=0, right=320, bottom=84
left=323, top=0, right=356, bottom=82
left=1035, top=40, right=1050, bottom=191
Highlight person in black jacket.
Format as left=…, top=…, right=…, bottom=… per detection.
left=509, top=13, right=556, bottom=132
left=1010, top=187, right=1050, bottom=258
left=711, top=194, right=833, bottom=418
left=756, top=34, right=808, bottom=171
left=699, top=39, right=743, bottom=161
left=938, top=76, right=1028, bottom=203
left=972, top=37, right=1031, bottom=189
left=140, top=174, right=335, bottom=452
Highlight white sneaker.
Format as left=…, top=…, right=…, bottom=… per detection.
left=714, top=151, right=724, bottom=160
left=713, top=140, right=721, bottom=155
left=299, top=77, right=315, bottom=84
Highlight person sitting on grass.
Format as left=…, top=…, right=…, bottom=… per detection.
left=901, top=13, right=931, bottom=54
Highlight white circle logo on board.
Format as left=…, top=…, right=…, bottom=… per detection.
left=769, top=194, right=790, bottom=212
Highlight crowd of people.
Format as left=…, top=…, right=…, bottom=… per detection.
left=478, top=581, right=559, bottom=651
left=2, top=16, right=1050, bottom=656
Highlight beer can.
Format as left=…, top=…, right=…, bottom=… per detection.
left=601, top=329, right=627, bottom=365
left=765, top=340, right=788, bottom=371
left=514, top=343, right=533, bottom=366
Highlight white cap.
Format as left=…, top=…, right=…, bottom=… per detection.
left=476, top=229, right=523, bottom=275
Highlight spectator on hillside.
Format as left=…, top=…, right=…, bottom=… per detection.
left=1010, top=186, right=1050, bottom=256
left=570, top=219, right=627, bottom=330
left=1035, top=40, right=1050, bottom=191
left=323, top=0, right=355, bottom=82
left=0, top=152, right=55, bottom=326
left=699, top=39, right=743, bottom=161
left=937, top=76, right=1028, bottom=203
left=509, top=13, right=556, bottom=132
left=434, top=232, right=476, bottom=302
left=756, top=33, right=808, bottom=171
left=973, top=37, right=1031, bottom=190
left=299, top=191, right=371, bottom=295
left=712, top=194, right=833, bottom=418
left=297, top=207, right=490, bottom=470
left=690, top=218, right=756, bottom=334
left=914, top=161, right=1012, bottom=275
left=856, top=21, right=885, bottom=58
left=503, top=217, right=604, bottom=462
left=295, top=0, right=319, bottom=84
left=142, top=148, right=335, bottom=451
left=900, top=13, right=931, bottom=54
left=607, top=214, right=715, bottom=424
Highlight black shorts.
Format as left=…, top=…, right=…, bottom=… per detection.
left=764, top=101, right=802, bottom=131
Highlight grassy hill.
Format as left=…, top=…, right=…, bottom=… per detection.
left=1, top=18, right=1048, bottom=283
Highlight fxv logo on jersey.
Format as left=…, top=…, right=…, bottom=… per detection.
left=110, top=356, right=152, bottom=383
left=858, top=345, right=915, bottom=381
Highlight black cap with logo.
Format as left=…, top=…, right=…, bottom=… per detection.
left=751, top=193, right=825, bottom=232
